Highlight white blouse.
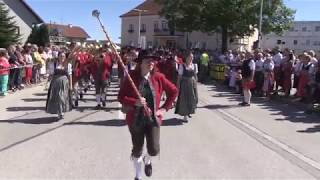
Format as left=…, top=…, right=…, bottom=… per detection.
left=255, top=59, right=264, bottom=71
left=24, top=54, right=33, bottom=65
left=178, top=63, right=198, bottom=75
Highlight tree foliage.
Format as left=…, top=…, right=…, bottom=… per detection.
left=156, top=0, right=295, bottom=52
left=27, top=24, right=49, bottom=47
left=0, top=3, right=21, bottom=48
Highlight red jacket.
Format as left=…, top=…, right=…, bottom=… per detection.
left=90, top=54, right=113, bottom=81
left=0, top=57, right=10, bottom=75
left=118, top=70, right=178, bottom=127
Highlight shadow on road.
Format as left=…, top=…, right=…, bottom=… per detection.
left=161, top=118, right=184, bottom=126
left=297, top=125, right=320, bottom=133
left=63, top=118, right=185, bottom=127
left=64, top=119, right=127, bottom=127
left=6, top=106, right=45, bottom=111
left=198, top=104, right=240, bottom=110
left=0, top=117, right=58, bottom=124
left=33, top=93, right=47, bottom=96
left=74, top=106, right=121, bottom=112
left=22, top=98, right=47, bottom=102
left=80, top=98, right=118, bottom=103
left=205, top=82, right=320, bottom=133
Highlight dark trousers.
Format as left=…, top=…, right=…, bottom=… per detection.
left=129, top=123, right=160, bottom=158
left=199, top=65, right=208, bottom=82
left=9, top=68, right=18, bottom=89
left=32, top=65, right=40, bottom=84
left=94, top=79, right=109, bottom=94
left=15, top=68, right=22, bottom=86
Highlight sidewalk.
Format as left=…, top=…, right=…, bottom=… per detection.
left=212, top=80, right=319, bottom=114
left=198, top=81, right=320, bottom=166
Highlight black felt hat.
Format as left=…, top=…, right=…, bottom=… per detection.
left=135, top=50, right=160, bottom=63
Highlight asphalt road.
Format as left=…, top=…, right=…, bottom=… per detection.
left=0, top=78, right=319, bottom=179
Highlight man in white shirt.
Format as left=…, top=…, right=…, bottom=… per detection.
left=272, top=48, right=283, bottom=94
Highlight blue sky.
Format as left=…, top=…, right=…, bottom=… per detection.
left=26, top=0, right=320, bottom=43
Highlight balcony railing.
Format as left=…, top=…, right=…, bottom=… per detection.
left=153, top=29, right=184, bottom=36
left=140, top=29, right=146, bottom=33
left=128, top=29, right=134, bottom=33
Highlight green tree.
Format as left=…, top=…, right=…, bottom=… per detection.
left=156, top=0, right=295, bottom=52
left=0, top=2, right=21, bottom=48
left=27, top=24, right=49, bottom=47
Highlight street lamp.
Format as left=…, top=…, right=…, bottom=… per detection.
left=258, top=0, right=263, bottom=49
left=133, top=8, right=148, bottom=48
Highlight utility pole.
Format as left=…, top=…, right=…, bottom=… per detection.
left=133, top=9, right=148, bottom=48
left=258, top=0, right=264, bottom=49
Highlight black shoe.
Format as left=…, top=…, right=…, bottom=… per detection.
left=80, top=93, right=83, bottom=100
left=239, top=102, right=250, bottom=106
left=57, top=114, right=64, bottom=120
left=134, top=178, right=141, bottom=180
left=144, top=163, right=152, bottom=177
left=95, top=104, right=101, bottom=109
left=143, top=156, right=152, bottom=177
left=84, top=88, right=88, bottom=93
left=102, top=101, right=106, bottom=107
left=74, top=100, right=79, bottom=107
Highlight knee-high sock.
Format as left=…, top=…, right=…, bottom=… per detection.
left=96, top=94, right=101, bottom=105
left=243, top=89, right=249, bottom=103
left=133, top=156, right=143, bottom=179
left=247, top=90, right=252, bottom=104
left=101, top=93, right=106, bottom=102
left=243, top=89, right=252, bottom=104
left=145, top=154, right=152, bottom=165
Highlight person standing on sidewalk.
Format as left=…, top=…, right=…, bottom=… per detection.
left=272, top=48, right=283, bottom=95
left=23, top=48, right=33, bottom=86
left=175, top=51, right=198, bottom=122
left=8, top=45, right=19, bottom=92
left=262, top=54, right=275, bottom=99
left=282, top=52, right=294, bottom=97
left=0, top=49, right=10, bottom=96
left=15, top=45, right=26, bottom=90
left=297, top=54, right=315, bottom=101
left=199, top=50, right=209, bottom=83
left=239, top=52, right=256, bottom=106
left=31, top=45, right=44, bottom=84
left=118, top=50, right=178, bottom=180
left=253, top=52, right=265, bottom=96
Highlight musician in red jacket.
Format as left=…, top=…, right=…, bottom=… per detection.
left=90, top=49, right=113, bottom=108
left=118, top=50, right=178, bottom=180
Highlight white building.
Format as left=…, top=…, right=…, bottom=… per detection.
left=1, top=0, right=44, bottom=44
left=262, top=21, right=320, bottom=54
left=120, top=0, right=258, bottom=52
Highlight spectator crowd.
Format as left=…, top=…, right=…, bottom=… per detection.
left=215, top=48, right=320, bottom=113
left=0, top=44, right=69, bottom=96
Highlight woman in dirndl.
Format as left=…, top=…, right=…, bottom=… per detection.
left=282, top=53, right=294, bottom=97
left=175, top=51, right=198, bottom=122
left=297, top=54, right=315, bottom=99
left=46, top=52, right=72, bottom=119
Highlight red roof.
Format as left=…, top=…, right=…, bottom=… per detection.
left=47, top=24, right=90, bottom=39
left=120, top=0, right=162, bottom=18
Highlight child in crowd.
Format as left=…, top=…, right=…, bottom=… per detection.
left=0, top=49, right=10, bottom=96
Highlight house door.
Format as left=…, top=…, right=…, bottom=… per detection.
left=166, top=40, right=176, bottom=48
